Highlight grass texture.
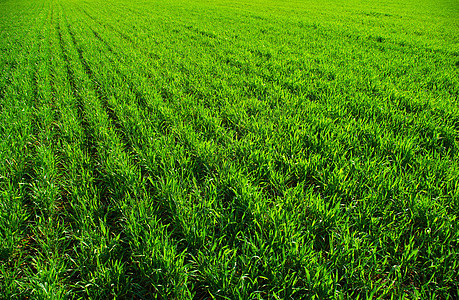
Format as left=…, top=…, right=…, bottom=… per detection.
left=0, top=0, right=458, bottom=298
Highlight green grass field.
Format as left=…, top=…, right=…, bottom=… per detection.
left=0, top=0, right=458, bottom=298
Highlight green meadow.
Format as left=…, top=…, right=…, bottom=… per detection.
left=0, top=0, right=458, bottom=298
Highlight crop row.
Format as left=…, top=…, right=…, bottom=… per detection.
left=0, top=0, right=458, bottom=298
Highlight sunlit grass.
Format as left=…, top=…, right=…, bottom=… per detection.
left=0, top=0, right=458, bottom=298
